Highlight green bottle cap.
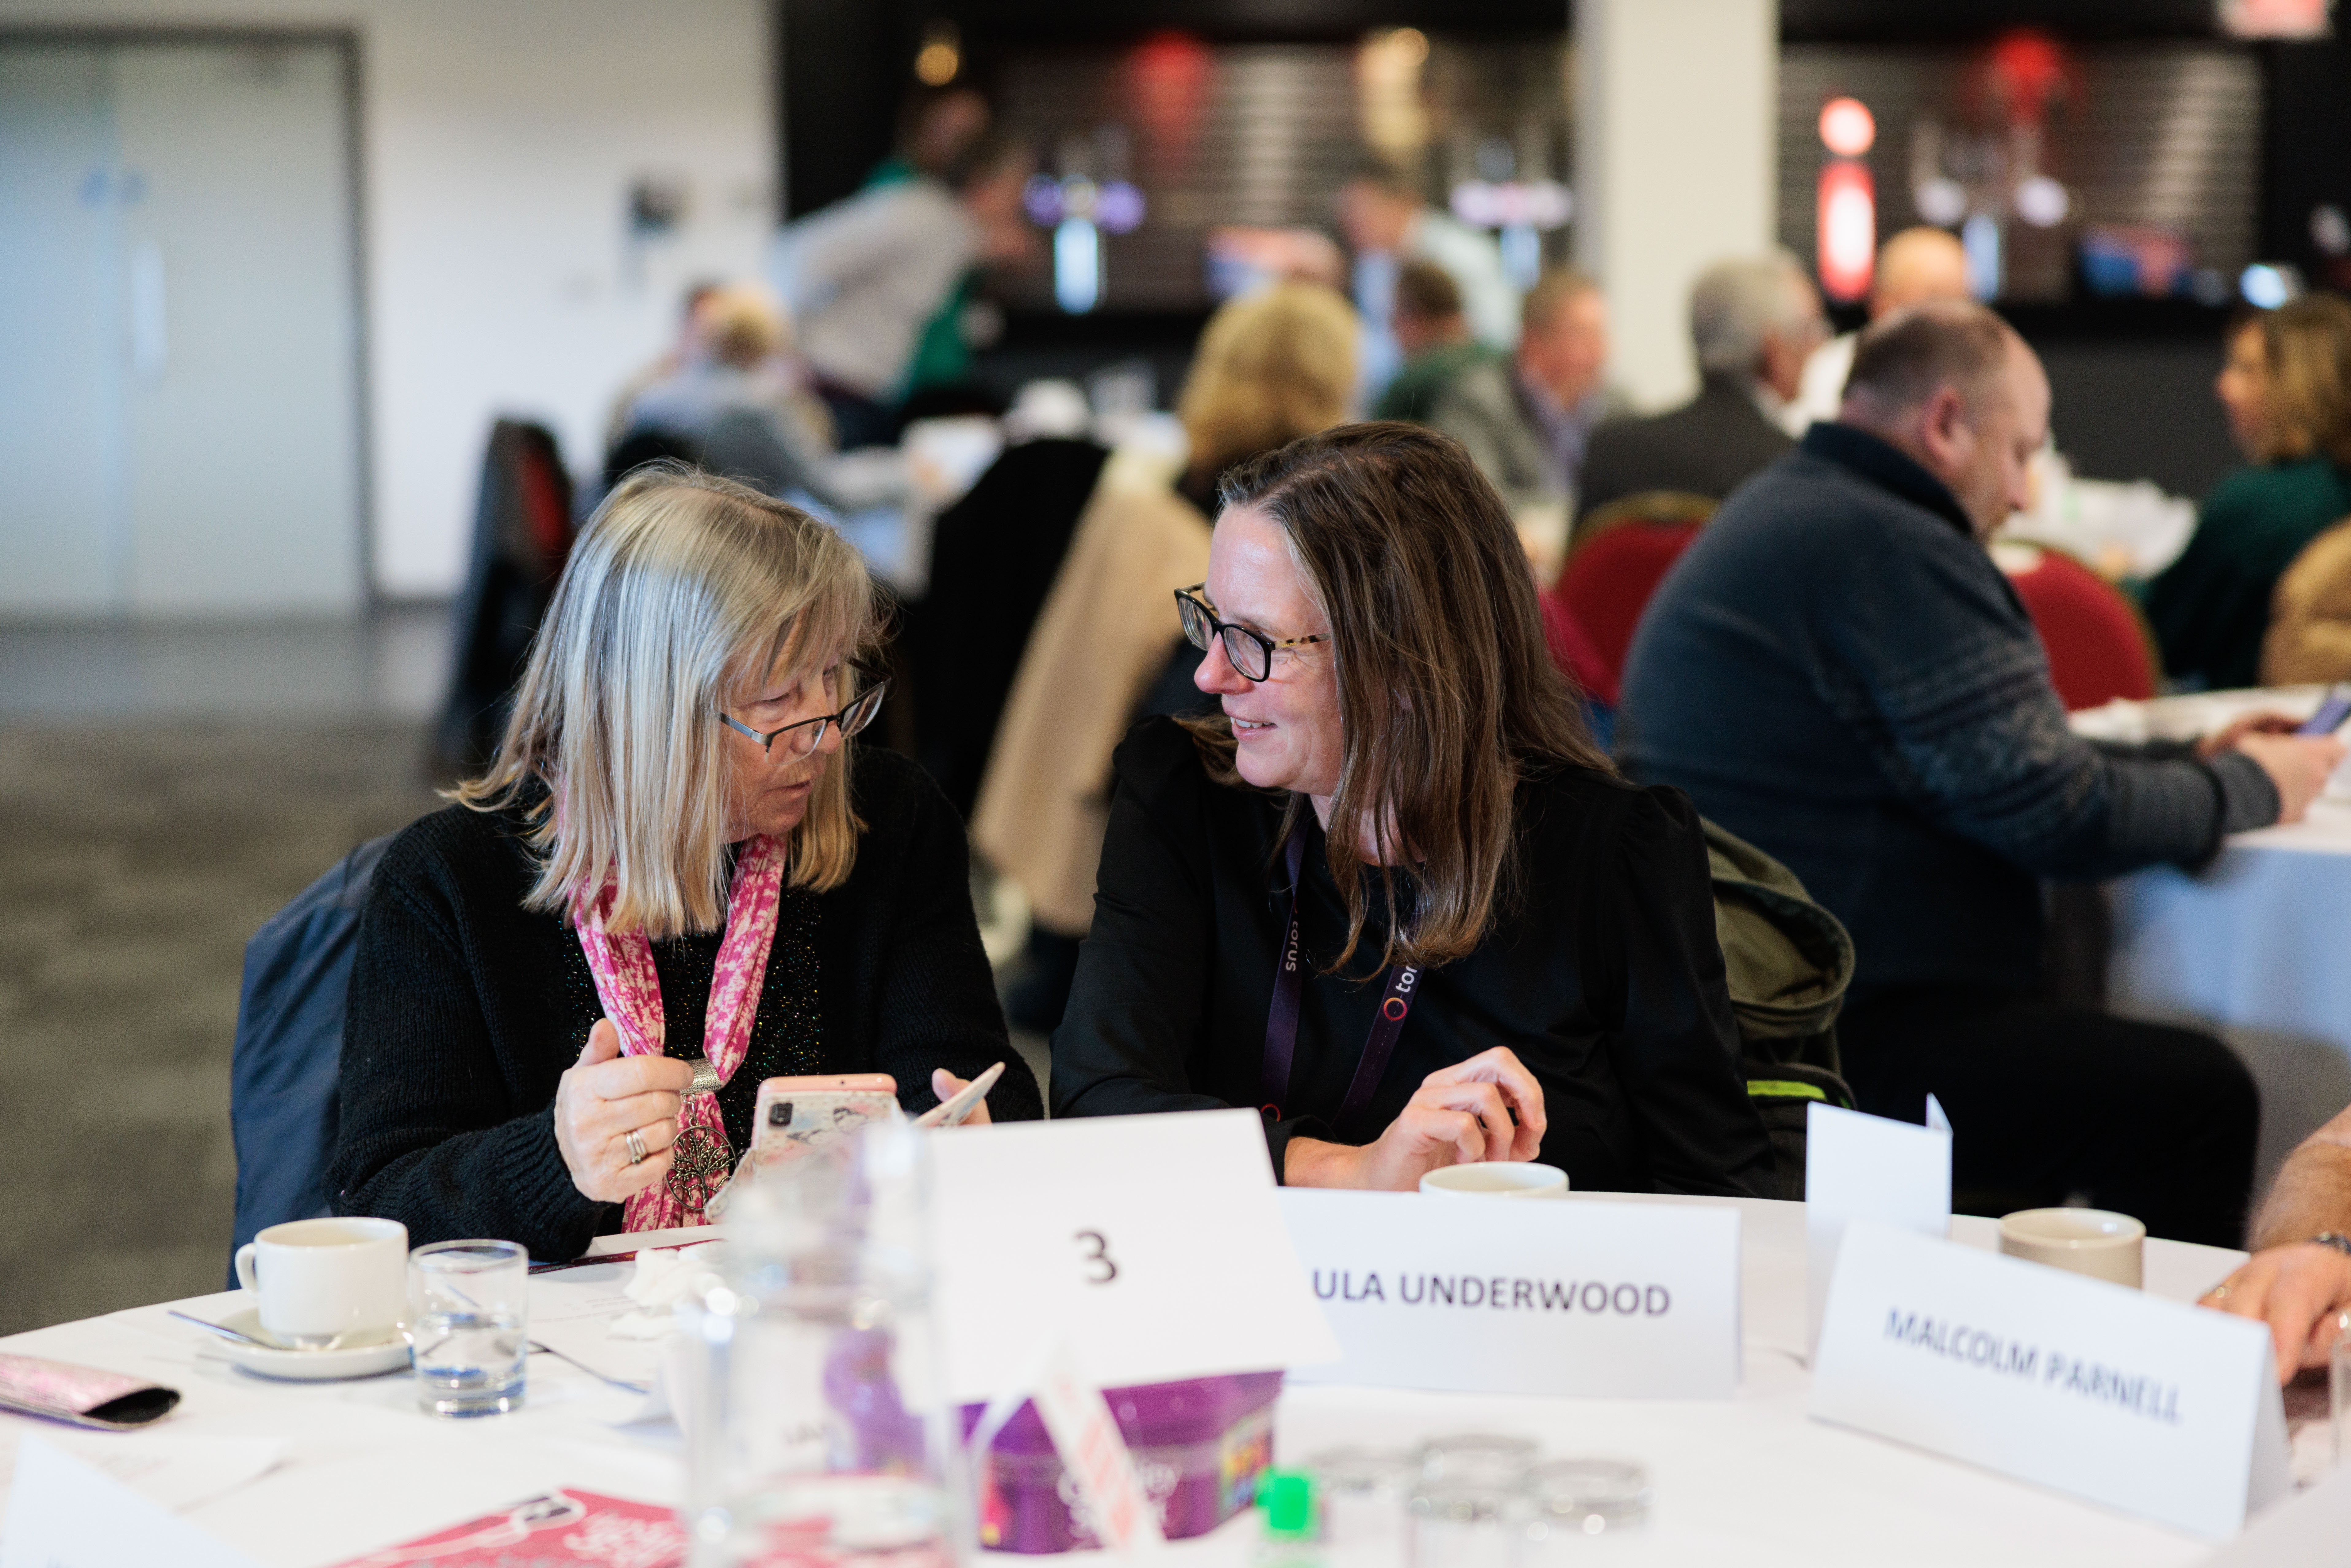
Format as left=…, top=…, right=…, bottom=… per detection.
left=1260, top=1470, right=1316, bottom=1539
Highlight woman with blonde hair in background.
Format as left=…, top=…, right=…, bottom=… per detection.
left=974, top=280, right=1358, bottom=1029
left=332, top=466, right=1037, bottom=1257
left=2145, top=294, right=2351, bottom=691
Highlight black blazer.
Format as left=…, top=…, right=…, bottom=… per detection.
left=1575, top=373, right=1795, bottom=532
left=329, top=747, right=1040, bottom=1258
left=1051, top=718, right=1774, bottom=1197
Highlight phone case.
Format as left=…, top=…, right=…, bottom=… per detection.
left=748, top=1075, right=901, bottom=1172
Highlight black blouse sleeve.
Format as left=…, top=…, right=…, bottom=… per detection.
left=1051, top=732, right=1297, bottom=1150
left=1591, top=785, right=1775, bottom=1198
left=851, top=755, right=1044, bottom=1122
left=329, top=830, right=610, bottom=1259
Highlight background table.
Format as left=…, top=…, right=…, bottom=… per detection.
left=2074, top=689, right=2351, bottom=1184
left=0, top=1197, right=2274, bottom=1568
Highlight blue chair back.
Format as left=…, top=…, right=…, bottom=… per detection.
left=227, top=833, right=395, bottom=1284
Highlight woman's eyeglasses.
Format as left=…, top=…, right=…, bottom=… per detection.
left=1174, top=584, right=1327, bottom=683
left=718, top=674, right=889, bottom=757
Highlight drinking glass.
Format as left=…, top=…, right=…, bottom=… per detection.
left=1514, top=1459, right=1649, bottom=1558
left=2333, top=1316, right=2351, bottom=1465
left=1416, top=1434, right=1537, bottom=1489
left=680, top=1123, right=965, bottom=1568
left=1407, top=1477, right=1516, bottom=1568
left=407, top=1239, right=529, bottom=1418
left=1303, top=1448, right=1415, bottom=1568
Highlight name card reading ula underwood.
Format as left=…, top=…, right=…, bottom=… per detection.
left=1276, top=1189, right=1741, bottom=1399
left=1811, top=1222, right=2288, bottom=1540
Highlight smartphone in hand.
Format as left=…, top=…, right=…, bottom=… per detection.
left=748, top=1073, right=898, bottom=1173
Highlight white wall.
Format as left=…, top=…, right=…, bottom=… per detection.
left=0, top=0, right=775, bottom=599
left=1574, top=0, right=1777, bottom=411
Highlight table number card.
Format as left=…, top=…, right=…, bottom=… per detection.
left=1810, top=1222, right=2288, bottom=1540
left=925, top=1108, right=1338, bottom=1405
left=1277, top=1189, right=1742, bottom=1399
left=1805, top=1101, right=1951, bottom=1355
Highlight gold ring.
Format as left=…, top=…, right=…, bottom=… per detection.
left=625, top=1128, right=648, bottom=1166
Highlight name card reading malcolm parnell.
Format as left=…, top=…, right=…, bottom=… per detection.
left=1811, top=1221, right=2288, bottom=1540
left=1275, top=1189, right=1741, bottom=1399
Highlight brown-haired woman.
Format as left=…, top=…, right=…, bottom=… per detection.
left=1051, top=423, right=1772, bottom=1194
left=2145, top=294, right=2351, bottom=691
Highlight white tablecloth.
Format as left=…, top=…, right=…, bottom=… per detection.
left=0, top=1198, right=2274, bottom=1568
left=2075, top=690, right=2351, bottom=1181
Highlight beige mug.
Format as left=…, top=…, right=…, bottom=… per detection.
left=1998, top=1207, right=2145, bottom=1288
left=1419, top=1162, right=1571, bottom=1199
left=233, top=1216, right=408, bottom=1347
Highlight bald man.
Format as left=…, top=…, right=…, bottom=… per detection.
left=1783, top=226, right=1972, bottom=433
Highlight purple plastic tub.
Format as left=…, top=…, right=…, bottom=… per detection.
left=960, top=1371, right=1283, bottom=1552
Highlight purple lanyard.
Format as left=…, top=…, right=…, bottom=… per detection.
left=1260, top=826, right=1421, bottom=1127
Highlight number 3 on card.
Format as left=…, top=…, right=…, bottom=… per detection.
left=1075, top=1230, right=1118, bottom=1285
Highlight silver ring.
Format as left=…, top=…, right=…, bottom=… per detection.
left=2205, top=1283, right=2230, bottom=1301
left=683, top=1057, right=722, bottom=1098
left=625, top=1128, right=648, bottom=1166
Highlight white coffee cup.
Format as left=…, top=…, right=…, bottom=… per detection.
left=1419, top=1162, right=1570, bottom=1199
left=1998, top=1207, right=2145, bottom=1288
left=233, top=1216, right=408, bottom=1346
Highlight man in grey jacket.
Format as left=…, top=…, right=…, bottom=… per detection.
left=1621, top=301, right=2345, bottom=1245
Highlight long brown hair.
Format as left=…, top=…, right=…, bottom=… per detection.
left=2245, top=294, right=2351, bottom=467
left=1187, top=423, right=1611, bottom=974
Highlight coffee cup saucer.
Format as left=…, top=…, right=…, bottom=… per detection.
left=208, top=1308, right=411, bottom=1382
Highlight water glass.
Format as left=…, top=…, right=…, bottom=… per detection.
left=1514, top=1459, right=1649, bottom=1557
left=407, top=1239, right=529, bottom=1418
left=2333, top=1316, right=2351, bottom=1465
left=1408, top=1476, right=1517, bottom=1568
left=680, top=1124, right=964, bottom=1568
left=1304, top=1448, right=1416, bottom=1568
left=1416, top=1434, right=1537, bottom=1489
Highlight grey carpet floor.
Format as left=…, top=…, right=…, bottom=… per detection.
left=0, top=722, right=441, bottom=1335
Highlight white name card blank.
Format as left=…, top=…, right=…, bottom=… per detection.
left=1804, top=1101, right=1950, bottom=1355
left=927, top=1109, right=1338, bottom=1405
left=1811, top=1221, right=2287, bottom=1540
left=1277, top=1189, right=1741, bottom=1399
left=1, top=1435, right=264, bottom=1568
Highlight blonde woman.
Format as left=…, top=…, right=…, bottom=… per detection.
left=2146, top=294, right=2351, bottom=690
left=332, top=466, right=1036, bottom=1256
left=973, top=281, right=1356, bottom=1026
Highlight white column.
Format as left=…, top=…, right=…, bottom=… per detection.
left=1574, top=0, right=1778, bottom=411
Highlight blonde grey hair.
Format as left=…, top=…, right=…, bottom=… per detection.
left=453, top=464, right=881, bottom=939
left=1690, top=250, right=1818, bottom=375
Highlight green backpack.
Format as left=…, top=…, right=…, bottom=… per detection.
left=1703, top=819, right=1857, bottom=1200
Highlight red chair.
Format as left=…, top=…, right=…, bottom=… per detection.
left=1992, top=541, right=2160, bottom=710
left=1538, top=586, right=1617, bottom=706
left=1555, top=492, right=1718, bottom=699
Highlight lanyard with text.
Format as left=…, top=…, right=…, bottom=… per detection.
left=1260, top=824, right=1421, bottom=1127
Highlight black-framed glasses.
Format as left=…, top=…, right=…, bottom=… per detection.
left=719, top=673, right=889, bottom=757
left=1174, top=584, right=1328, bottom=683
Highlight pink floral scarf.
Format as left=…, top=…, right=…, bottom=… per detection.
left=574, top=834, right=785, bottom=1230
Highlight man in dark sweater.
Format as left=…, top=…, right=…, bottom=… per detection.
left=1620, top=301, right=2347, bottom=1245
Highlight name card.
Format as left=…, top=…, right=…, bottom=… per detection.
left=1805, top=1101, right=1950, bottom=1355
left=1276, top=1189, right=1741, bottom=1399
left=1810, top=1221, right=2288, bottom=1539
left=1, top=1435, right=264, bottom=1568
left=927, top=1109, right=1339, bottom=1405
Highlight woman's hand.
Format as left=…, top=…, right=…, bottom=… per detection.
left=930, top=1068, right=993, bottom=1126
left=553, top=1019, right=694, bottom=1203
left=1285, top=1047, right=1547, bottom=1191
left=2201, top=1243, right=2351, bottom=1385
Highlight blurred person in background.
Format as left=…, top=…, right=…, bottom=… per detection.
left=1338, top=161, right=1517, bottom=405
left=332, top=467, right=1040, bottom=1256
left=605, top=279, right=724, bottom=452
left=1049, top=424, right=1772, bottom=1197
left=772, top=127, right=1031, bottom=450
left=2145, top=294, right=2351, bottom=692
left=974, top=282, right=1357, bottom=1033
left=1575, top=252, right=1822, bottom=535
left=1620, top=301, right=2345, bottom=1245
left=1371, top=261, right=1492, bottom=424
left=862, top=85, right=1011, bottom=420
left=608, top=283, right=841, bottom=505
left=1784, top=226, right=1972, bottom=433
left=1429, top=267, right=1627, bottom=524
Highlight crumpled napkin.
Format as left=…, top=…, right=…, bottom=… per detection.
left=606, top=1246, right=725, bottom=1340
